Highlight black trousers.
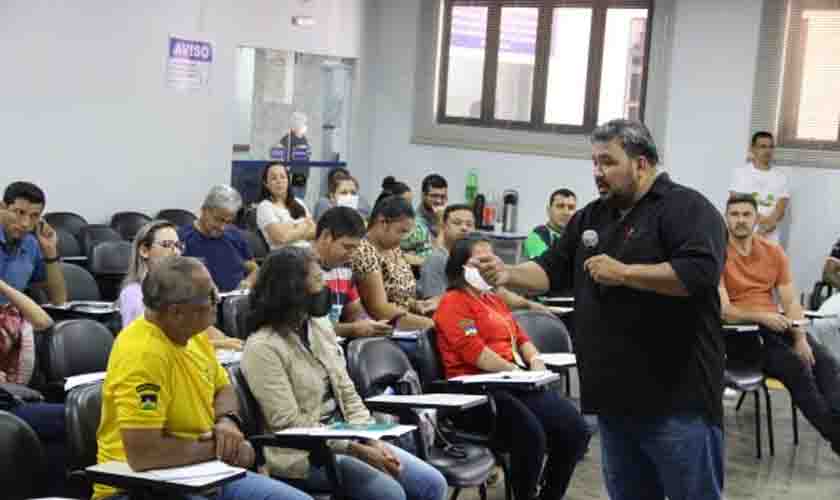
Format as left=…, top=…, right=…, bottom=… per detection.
left=760, top=331, right=840, bottom=445
left=456, top=389, right=591, bottom=500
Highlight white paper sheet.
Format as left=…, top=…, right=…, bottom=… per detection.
left=64, top=372, right=107, bottom=391
left=365, top=393, right=487, bottom=409
left=536, top=353, right=577, bottom=367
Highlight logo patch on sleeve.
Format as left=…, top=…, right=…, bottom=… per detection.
left=136, top=383, right=161, bottom=411
left=458, top=319, right=478, bottom=337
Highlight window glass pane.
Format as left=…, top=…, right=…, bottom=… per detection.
left=544, top=8, right=593, bottom=126
left=597, top=9, right=648, bottom=125
left=795, top=9, right=840, bottom=141
left=494, top=7, right=539, bottom=122
left=445, top=6, right=488, bottom=118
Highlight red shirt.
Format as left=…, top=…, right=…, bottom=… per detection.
left=433, top=289, right=531, bottom=378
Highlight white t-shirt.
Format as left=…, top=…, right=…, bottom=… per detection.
left=729, top=163, right=790, bottom=242
left=256, top=198, right=311, bottom=250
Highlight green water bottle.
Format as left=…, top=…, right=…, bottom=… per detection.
left=465, top=169, right=478, bottom=204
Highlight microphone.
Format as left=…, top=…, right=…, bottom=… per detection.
left=582, top=229, right=599, bottom=253
left=582, top=229, right=603, bottom=298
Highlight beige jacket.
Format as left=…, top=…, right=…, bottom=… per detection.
left=241, top=317, right=372, bottom=479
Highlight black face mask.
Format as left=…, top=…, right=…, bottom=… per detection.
left=307, top=288, right=331, bottom=318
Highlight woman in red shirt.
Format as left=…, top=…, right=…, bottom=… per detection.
left=433, top=236, right=590, bottom=500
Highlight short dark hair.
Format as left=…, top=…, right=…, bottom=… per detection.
left=316, top=206, right=366, bottom=239
left=549, top=189, right=576, bottom=206
left=445, top=235, right=492, bottom=290
left=248, top=247, right=317, bottom=334
left=443, top=204, right=473, bottom=223
left=421, top=174, right=448, bottom=194
left=370, top=194, right=414, bottom=226
left=751, top=131, right=774, bottom=146
left=327, top=167, right=351, bottom=184
left=328, top=171, right=357, bottom=195
left=374, top=177, right=411, bottom=209
left=591, top=119, right=660, bottom=165
left=726, top=193, right=758, bottom=212
left=259, top=162, right=307, bottom=219
left=3, top=182, right=45, bottom=206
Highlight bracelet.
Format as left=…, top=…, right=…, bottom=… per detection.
left=43, top=256, right=60, bottom=264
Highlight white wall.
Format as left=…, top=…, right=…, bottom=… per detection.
left=357, top=0, right=840, bottom=291
left=0, top=0, right=363, bottom=222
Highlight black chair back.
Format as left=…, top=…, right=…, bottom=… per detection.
left=415, top=329, right=447, bottom=391
left=60, top=262, right=102, bottom=301
left=222, top=295, right=251, bottom=340
left=346, top=338, right=418, bottom=398
left=243, top=230, right=269, bottom=261
left=44, top=212, right=88, bottom=240
left=0, top=410, right=46, bottom=500
left=65, top=382, right=103, bottom=472
left=110, top=211, right=152, bottom=241
left=88, top=240, right=131, bottom=301
left=56, top=227, right=83, bottom=259
left=512, top=310, right=572, bottom=353
left=226, top=364, right=264, bottom=438
left=48, top=320, right=114, bottom=382
left=155, top=209, right=197, bottom=228
left=79, top=224, right=123, bottom=257
left=810, top=281, right=836, bottom=311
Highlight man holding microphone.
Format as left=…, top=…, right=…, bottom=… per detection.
left=472, top=120, right=728, bottom=500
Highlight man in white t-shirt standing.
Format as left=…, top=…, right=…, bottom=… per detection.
left=729, top=131, right=790, bottom=243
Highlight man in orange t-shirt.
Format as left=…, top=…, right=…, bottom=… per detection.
left=720, top=194, right=840, bottom=455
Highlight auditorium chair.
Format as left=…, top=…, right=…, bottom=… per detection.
left=155, top=208, right=197, bottom=228
left=44, top=211, right=88, bottom=241
left=346, top=337, right=496, bottom=500
left=512, top=310, right=574, bottom=396
left=0, top=410, right=46, bottom=500
left=110, top=211, right=152, bottom=241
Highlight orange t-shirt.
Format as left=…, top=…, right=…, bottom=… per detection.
left=433, top=289, right=531, bottom=379
left=722, top=236, right=792, bottom=313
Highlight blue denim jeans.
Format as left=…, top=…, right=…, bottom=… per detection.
left=599, top=413, right=724, bottom=500
left=104, top=471, right=313, bottom=500
left=290, top=442, right=447, bottom=500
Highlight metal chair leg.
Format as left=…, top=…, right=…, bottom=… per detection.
left=792, top=400, right=800, bottom=445
left=500, top=455, right=513, bottom=500
left=479, top=484, right=488, bottom=500
left=763, top=383, right=775, bottom=456
left=735, top=391, right=747, bottom=411
left=565, top=373, right=572, bottom=397
left=754, top=390, right=762, bottom=459
left=450, top=488, right=461, bottom=500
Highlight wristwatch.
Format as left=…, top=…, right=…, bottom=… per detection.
left=215, top=411, right=244, bottom=431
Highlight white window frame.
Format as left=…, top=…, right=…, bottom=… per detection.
left=411, top=0, right=675, bottom=160
left=750, top=0, right=840, bottom=169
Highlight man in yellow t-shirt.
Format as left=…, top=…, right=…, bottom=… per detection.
left=93, top=256, right=312, bottom=500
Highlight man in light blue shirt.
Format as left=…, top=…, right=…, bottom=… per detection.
left=0, top=182, right=66, bottom=305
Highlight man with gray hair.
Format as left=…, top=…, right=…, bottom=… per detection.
left=93, top=256, right=312, bottom=500
left=472, top=119, right=728, bottom=499
left=179, top=185, right=259, bottom=292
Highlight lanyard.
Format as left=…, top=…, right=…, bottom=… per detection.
left=477, top=295, right=525, bottom=368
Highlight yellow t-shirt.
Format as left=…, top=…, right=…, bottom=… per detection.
left=93, top=318, right=229, bottom=500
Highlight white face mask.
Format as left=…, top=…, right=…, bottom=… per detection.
left=463, top=265, right=493, bottom=292
left=336, top=194, right=359, bottom=210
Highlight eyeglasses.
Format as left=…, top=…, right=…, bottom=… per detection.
left=153, top=240, right=185, bottom=251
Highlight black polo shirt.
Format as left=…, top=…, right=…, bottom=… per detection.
left=536, top=173, right=728, bottom=426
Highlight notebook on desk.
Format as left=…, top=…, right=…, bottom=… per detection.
left=87, top=460, right=245, bottom=491
left=450, top=370, right=559, bottom=385
left=365, top=393, right=487, bottom=410
left=45, top=301, right=118, bottom=314
left=277, top=422, right=416, bottom=440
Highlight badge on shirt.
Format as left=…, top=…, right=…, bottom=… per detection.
left=458, top=319, right=478, bottom=337
left=136, top=383, right=160, bottom=411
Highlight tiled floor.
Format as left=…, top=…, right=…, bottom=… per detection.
left=454, top=389, right=840, bottom=500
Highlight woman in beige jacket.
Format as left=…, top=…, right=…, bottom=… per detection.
left=241, top=247, right=447, bottom=500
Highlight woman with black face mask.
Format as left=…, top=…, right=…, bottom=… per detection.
left=240, top=247, right=447, bottom=500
